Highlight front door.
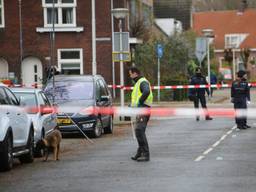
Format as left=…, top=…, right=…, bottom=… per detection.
left=22, top=57, right=43, bottom=87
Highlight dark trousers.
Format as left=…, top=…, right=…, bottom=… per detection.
left=193, top=95, right=210, bottom=118
left=234, top=99, right=247, bottom=127
left=135, top=115, right=150, bottom=156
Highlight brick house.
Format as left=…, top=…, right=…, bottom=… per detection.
left=192, top=8, right=256, bottom=79
left=0, top=0, right=129, bottom=86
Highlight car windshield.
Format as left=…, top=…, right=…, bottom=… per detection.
left=44, top=81, right=94, bottom=102
left=14, top=92, right=37, bottom=114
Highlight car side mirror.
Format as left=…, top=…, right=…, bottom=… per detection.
left=100, top=95, right=110, bottom=102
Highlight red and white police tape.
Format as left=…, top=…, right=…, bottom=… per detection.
left=27, top=106, right=255, bottom=119
left=80, top=106, right=256, bottom=118
left=2, top=106, right=255, bottom=119
left=108, top=82, right=256, bottom=90
left=2, top=82, right=256, bottom=90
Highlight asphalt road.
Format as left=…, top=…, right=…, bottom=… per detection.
left=1, top=90, right=256, bottom=192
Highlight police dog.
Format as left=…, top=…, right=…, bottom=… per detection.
left=36, top=129, right=62, bottom=161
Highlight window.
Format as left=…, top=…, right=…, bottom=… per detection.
left=5, top=88, right=19, bottom=105
left=44, top=81, right=94, bottom=103
left=42, top=0, right=76, bottom=27
left=225, top=34, right=247, bottom=49
left=58, top=49, right=83, bottom=75
left=0, top=0, right=5, bottom=28
left=0, top=88, right=8, bottom=105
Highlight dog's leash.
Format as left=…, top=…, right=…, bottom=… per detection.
left=62, top=112, right=94, bottom=144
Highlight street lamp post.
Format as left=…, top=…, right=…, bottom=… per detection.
left=112, top=8, right=129, bottom=109
left=232, top=48, right=236, bottom=80
left=202, top=29, right=214, bottom=97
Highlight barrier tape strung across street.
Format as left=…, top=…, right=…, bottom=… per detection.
left=2, top=82, right=256, bottom=90
left=108, top=82, right=256, bottom=90
left=80, top=107, right=256, bottom=118
left=10, top=106, right=256, bottom=119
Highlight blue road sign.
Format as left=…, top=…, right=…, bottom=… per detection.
left=156, top=43, right=163, bottom=58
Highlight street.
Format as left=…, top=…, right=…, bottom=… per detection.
left=0, top=89, right=256, bottom=192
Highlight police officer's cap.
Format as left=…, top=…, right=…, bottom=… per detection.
left=237, top=70, right=246, bottom=78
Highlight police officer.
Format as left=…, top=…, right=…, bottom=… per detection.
left=129, top=67, right=153, bottom=162
left=231, top=70, right=251, bottom=129
left=189, top=67, right=213, bottom=121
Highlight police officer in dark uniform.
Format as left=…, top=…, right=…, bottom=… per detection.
left=189, top=67, right=213, bottom=121
left=231, top=70, right=251, bottom=129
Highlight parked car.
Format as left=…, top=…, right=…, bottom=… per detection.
left=44, top=75, right=113, bottom=138
left=0, top=85, right=34, bottom=171
left=11, top=88, right=58, bottom=156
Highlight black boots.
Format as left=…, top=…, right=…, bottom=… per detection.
left=131, top=152, right=150, bottom=162
left=136, top=154, right=150, bottom=162
left=131, top=153, right=141, bottom=160
left=205, top=116, right=213, bottom=120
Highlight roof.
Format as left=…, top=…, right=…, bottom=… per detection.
left=192, top=9, right=256, bottom=49
left=154, top=18, right=182, bottom=36
left=52, top=75, right=103, bottom=82
left=10, top=87, right=40, bottom=93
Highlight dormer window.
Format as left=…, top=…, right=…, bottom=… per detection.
left=225, top=34, right=248, bottom=48
left=0, top=0, right=4, bottom=28
left=42, top=0, right=77, bottom=27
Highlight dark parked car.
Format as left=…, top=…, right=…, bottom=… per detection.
left=43, top=75, right=113, bottom=138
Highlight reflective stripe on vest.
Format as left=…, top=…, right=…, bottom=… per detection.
left=131, top=77, right=153, bottom=107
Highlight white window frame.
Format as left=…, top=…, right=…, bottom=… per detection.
left=58, top=48, right=83, bottom=75
left=42, top=0, right=77, bottom=28
left=225, top=34, right=247, bottom=49
left=0, top=0, right=5, bottom=28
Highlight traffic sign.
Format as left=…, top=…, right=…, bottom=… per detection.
left=195, top=37, right=207, bottom=63
left=156, top=43, right=163, bottom=58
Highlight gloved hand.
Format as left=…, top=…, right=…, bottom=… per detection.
left=247, top=100, right=251, bottom=105
left=230, top=97, right=234, bottom=103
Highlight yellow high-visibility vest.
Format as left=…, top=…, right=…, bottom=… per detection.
left=131, top=77, right=153, bottom=107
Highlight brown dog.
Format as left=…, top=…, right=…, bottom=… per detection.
left=36, top=129, right=62, bottom=161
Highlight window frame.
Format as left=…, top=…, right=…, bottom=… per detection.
left=42, top=0, right=77, bottom=28
left=0, top=0, right=5, bottom=28
left=57, top=48, right=83, bottom=75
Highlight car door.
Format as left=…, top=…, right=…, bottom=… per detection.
left=4, top=88, right=29, bottom=147
left=97, top=79, right=111, bottom=127
left=37, top=92, right=56, bottom=135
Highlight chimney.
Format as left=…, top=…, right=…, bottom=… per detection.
left=238, top=0, right=248, bottom=13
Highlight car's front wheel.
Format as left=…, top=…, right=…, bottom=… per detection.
left=34, top=129, right=45, bottom=157
left=91, top=118, right=103, bottom=138
left=0, top=131, right=13, bottom=172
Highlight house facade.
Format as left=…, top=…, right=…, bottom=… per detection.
left=192, top=9, right=256, bottom=79
left=0, top=0, right=129, bottom=86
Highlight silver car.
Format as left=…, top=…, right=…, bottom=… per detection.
left=11, top=88, right=57, bottom=156
left=0, top=85, right=34, bottom=171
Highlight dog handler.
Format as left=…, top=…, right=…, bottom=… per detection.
left=129, top=67, right=153, bottom=162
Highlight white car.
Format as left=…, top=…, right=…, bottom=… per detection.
left=11, top=88, right=58, bottom=157
left=0, top=85, right=34, bottom=171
